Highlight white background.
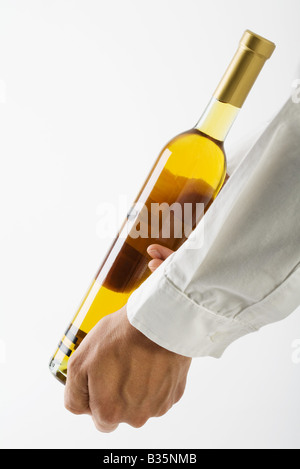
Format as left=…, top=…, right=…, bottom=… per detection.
left=0, top=0, right=300, bottom=449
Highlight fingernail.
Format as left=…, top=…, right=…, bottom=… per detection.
left=148, top=260, right=157, bottom=271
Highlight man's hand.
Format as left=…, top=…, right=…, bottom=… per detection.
left=147, top=244, right=174, bottom=272
left=64, top=305, right=191, bottom=433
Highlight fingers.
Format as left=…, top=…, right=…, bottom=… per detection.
left=64, top=354, right=90, bottom=416
left=147, top=244, right=174, bottom=272
left=147, top=244, right=174, bottom=261
left=88, top=387, right=120, bottom=433
left=91, top=414, right=119, bottom=433
left=65, top=355, right=118, bottom=432
left=148, top=258, right=164, bottom=272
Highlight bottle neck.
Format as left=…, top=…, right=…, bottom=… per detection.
left=194, top=98, right=240, bottom=142
left=194, top=31, right=275, bottom=143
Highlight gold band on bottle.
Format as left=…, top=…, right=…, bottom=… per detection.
left=214, top=30, right=276, bottom=108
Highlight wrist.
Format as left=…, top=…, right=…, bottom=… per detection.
left=122, top=305, right=192, bottom=364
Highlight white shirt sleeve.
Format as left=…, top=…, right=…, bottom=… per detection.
left=127, top=97, right=300, bottom=358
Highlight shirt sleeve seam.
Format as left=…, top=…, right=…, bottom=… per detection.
left=162, top=273, right=258, bottom=333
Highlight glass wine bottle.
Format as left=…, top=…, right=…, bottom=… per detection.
left=50, top=30, right=275, bottom=384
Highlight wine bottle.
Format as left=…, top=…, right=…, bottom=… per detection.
left=50, top=30, right=275, bottom=384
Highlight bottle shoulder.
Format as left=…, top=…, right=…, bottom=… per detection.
left=172, top=128, right=225, bottom=151
left=160, top=128, right=226, bottom=188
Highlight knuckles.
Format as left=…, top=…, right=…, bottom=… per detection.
left=92, top=404, right=122, bottom=432
left=93, top=418, right=119, bottom=433
left=92, top=402, right=150, bottom=431
left=97, top=407, right=122, bottom=426
left=64, top=399, right=84, bottom=415
left=127, top=415, right=149, bottom=428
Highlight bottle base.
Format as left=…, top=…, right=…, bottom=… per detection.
left=49, top=358, right=67, bottom=385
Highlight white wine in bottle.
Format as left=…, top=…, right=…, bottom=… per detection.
left=50, top=30, right=275, bottom=384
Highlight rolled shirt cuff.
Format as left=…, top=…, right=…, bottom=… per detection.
left=127, top=263, right=257, bottom=358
